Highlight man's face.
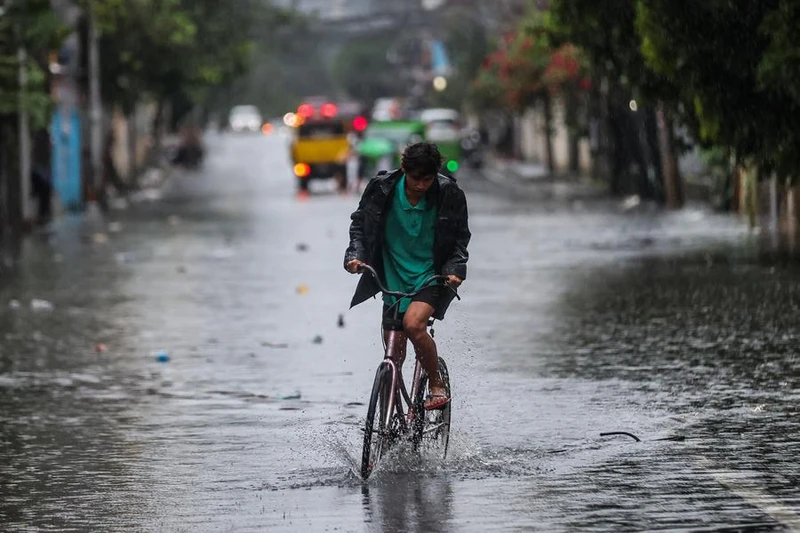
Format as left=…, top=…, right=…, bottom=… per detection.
left=404, top=169, right=436, bottom=201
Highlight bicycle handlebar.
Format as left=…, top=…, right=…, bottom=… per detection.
left=357, top=264, right=460, bottom=300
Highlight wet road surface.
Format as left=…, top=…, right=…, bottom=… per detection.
left=1, top=132, right=799, bottom=532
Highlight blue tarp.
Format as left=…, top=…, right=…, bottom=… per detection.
left=51, top=108, right=82, bottom=211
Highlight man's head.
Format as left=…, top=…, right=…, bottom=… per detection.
left=401, top=142, right=442, bottom=201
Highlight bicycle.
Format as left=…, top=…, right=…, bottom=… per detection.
left=357, top=264, right=460, bottom=480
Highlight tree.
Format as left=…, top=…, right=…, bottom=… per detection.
left=470, top=8, right=589, bottom=171
left=332, top=33, right=400, bottom=104
left=92, top=0, right=258, bottom=125
left=547, top=0, right=684, bottom=205
left=0, top=0, right=68, bottom=231
left=210, top=6, right=334, bottom=118
left=636, top=0, right=800, bottom=217
left=0, top=0, right=66, bottom=125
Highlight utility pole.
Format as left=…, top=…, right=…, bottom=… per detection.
left=18, top=45, right=32, bottom=226
left=88, top=3, right=103, bottom=205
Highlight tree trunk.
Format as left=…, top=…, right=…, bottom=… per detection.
left=1, top=119, right=22, bottom=233
left=739, top=161, right=758, bottom=229
left=565, top=90, right=580, bottom=174
left=787, top=184, right=797, bottom=254
left=656, top=102, right=684, bottom=209
left=591, top=84, right=614, bottom=186
left=127, top=108, right=138, bottom=190
left=0, top=119, right=10, bottom=235
left=542, top=92, right=554, bottom=175
left=152, top=100, right=164, bottom=156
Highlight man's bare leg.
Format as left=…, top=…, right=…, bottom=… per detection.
left=403, top=301, right=447, bottom=404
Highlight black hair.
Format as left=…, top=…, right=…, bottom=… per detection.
left=402, top=142, right=442, bottom=177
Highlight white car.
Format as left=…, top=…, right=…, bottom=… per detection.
left=419, top=108, right=460, bottom=128
left=228, top=105, right=263, bottom=133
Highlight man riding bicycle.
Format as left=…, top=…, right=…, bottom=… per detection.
left=344, top=142, right=471, bottom=411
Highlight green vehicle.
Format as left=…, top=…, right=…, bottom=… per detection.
left=357, top=119, right=462, bottom=179
left=420, top=108, right=464, bottom=175
left=357, top=120, right=425, bottom=179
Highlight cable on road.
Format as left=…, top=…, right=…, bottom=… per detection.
left=600, top=431, right=641, bottom=442
left=599, top=432, right=687, bottom=442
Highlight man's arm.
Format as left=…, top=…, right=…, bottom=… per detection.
left=441, top=188, right=470, bottom=280
left=344, top=178, right=378, bottom=270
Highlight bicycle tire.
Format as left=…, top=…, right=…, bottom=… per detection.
left=412, top=357, right=452, bottom=458
left=361, top=364, right=390, bottom=479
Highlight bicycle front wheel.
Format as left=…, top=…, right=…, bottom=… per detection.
left=361, top=364, right=390, bottom=479
left=413, top=356, right=452, bottom=458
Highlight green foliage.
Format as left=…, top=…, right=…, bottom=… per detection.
left=758, top=0, right=800, bottom=106
left=0, top=0, right=68, bottom=129
left=635, top=0, right=800, bottom=180
left=332, top=34, right=398, bottom=104
left=547, top=0, right=677, bottom=104
left=93, top=0, right=259, bottom=115
left=211, top=7, right=334, bottom=117
left=470, top=6, right=588, bottom=111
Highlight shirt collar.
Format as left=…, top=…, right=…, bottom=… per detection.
left=397, top=174, right=427, bottom=211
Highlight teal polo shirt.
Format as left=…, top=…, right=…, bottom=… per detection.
left=382, top=175, right=437, bottom=312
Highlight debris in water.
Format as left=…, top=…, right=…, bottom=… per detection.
left=152, top=350, right=170, bottom=363
left=115, top=252, right=135, bottom=264
left=296, top=243, right=309, bottom=252
left=621, top=195, right=641, bottom=211
left=296, top=285, right=309, bottom=295
left=30, top=299, right=54, bottom=311
left=8, top=299, right=20, bottom=310
left=312, top=335, right=323, bottom=344
left=337, top=314, right=345, bottom=328
left=261, top=341, right=289, bottom=348
left=281, top=392, right=302, bottom=400
left=95, top=343, right=108, bottom=353
left=108, top=222, right=123, bottom=233
left=92, top=233, right=109, bottom=244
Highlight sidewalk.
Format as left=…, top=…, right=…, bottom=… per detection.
left=479, top=155, right=606, bottom=201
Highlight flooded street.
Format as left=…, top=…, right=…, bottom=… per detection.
left=1, top=133, right=799, bottom=532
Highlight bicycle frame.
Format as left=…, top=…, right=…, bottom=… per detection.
left=357, top=263, right=458, bottom=441
left=381, top=329, right=426, bottom=433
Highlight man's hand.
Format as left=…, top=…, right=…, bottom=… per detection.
left=346, top=259, right=364, bottom=274
left=445, top=274, right=463, bottom=288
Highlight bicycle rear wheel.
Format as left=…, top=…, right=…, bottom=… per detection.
left=413, top=357, right=451, bottom=458
left=361, top=364, right=391, bottom=479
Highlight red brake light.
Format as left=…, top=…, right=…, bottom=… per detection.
left=297, top=104, right=314, bottom=118
left=353, top=116, right=368, bottom=131
left=294, top=163, right=311, bottom=178
left=321, top=103, right=338, bottom=118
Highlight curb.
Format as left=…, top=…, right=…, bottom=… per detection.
left=479, top=162, right=606, bottom=201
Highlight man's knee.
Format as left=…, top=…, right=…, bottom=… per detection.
left=403, top=315, right=427, bottom=338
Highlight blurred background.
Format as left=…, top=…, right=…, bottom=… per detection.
left=1, top=1, right=800, bottom=531
left=2, top=0, right=799, bottom=232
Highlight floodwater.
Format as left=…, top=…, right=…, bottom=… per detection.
left=1, top=133, right=799, bottom=532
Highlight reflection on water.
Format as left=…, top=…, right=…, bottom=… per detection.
left=362, top=474, right=454, bottom=533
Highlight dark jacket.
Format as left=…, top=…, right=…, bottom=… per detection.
left=344, top=169, right=471, bottom=315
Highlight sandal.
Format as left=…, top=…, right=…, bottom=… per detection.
left=424, top=393, right=451, bottom=411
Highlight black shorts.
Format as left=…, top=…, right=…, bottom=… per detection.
left=382, top=285, right=442, bottom=331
